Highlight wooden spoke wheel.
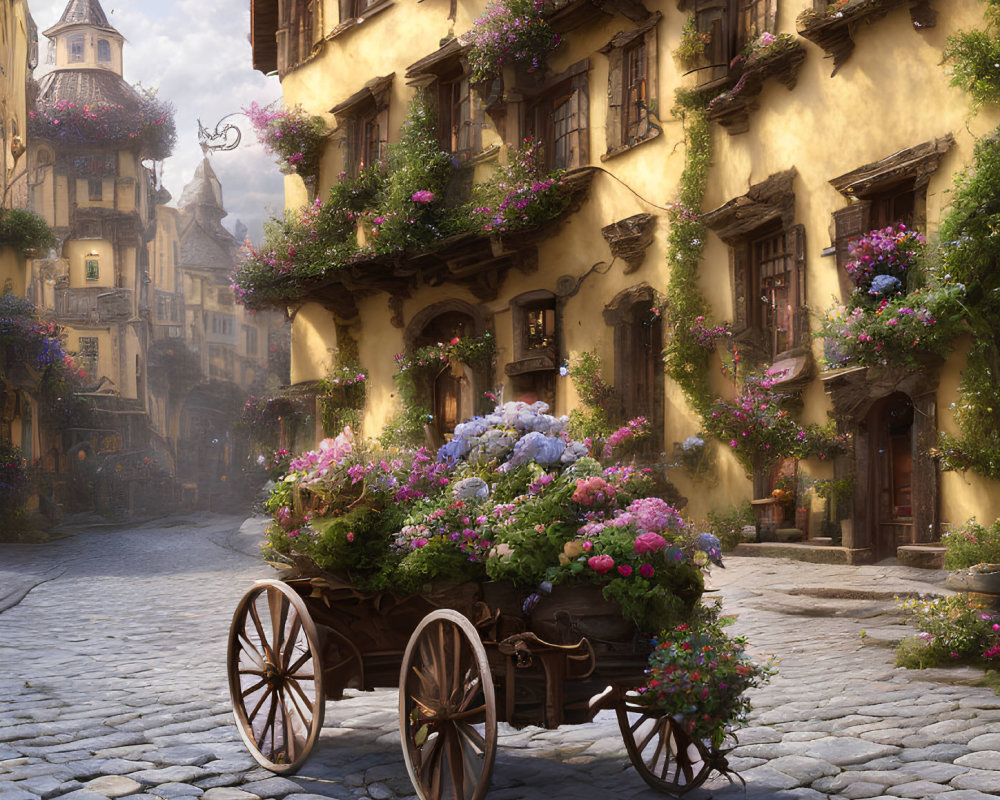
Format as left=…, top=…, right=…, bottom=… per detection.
left=616, top=691, right=712, bottom=796
left=227, top=580, right=325, bottom=773
left=399, top=610, right=497, bottom=800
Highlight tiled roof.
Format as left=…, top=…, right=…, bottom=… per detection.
left=44, top=0, right=121, bottom=37
left=37, top=69, right=140, bottom=110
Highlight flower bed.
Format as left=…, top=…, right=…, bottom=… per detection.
left=263, top=401, right=711, bottom=633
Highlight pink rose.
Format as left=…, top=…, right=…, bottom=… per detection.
left=634, top=532, right=667, bottom=555
left=639, top=563, right=655, bottom=578
left=617, top=564, right=633, bottom=577
left=588, top=554, right=615, bottom=574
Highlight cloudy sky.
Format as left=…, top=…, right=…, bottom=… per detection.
left=30, top=0, right=286, bottom=243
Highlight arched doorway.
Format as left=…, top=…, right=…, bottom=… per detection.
left=404, top=301, right=493, bottom=444
left=868, top=392, right=914, bottom=560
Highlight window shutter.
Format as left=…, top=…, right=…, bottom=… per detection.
left=643, top=25, right=658, bottom=134
left=731, top=245, right=749, bottom=335
left=833, top=203, right=870, bottom=272
left=339, top=0, right=353, bottom=24
left=696, top=3, right=730, bottom=86
left=606, top=47, right=624, bottom=152
left=786, top=223, right=808, bottom=349
left=573, top=75, right=589, bottom=166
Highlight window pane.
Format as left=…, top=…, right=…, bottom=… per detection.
left=624, top=41, right=647, bottom=143
left=97, top=39, right=111, bottom=62
left=85, top=259, right=99, bottom=280
left=753, top=231, right=792, bottom=357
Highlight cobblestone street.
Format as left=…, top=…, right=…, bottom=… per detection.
left=1, top=516, right=999, bottom=800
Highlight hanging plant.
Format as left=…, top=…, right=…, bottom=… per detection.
left=468, top=0, right=561, bottom=82
left=244, top=101, right=328, bottom=181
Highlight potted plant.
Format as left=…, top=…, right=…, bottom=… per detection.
left=942, top=518, right=1000, bottom=599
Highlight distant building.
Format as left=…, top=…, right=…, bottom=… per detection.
left=148, top=158, right=287, bottom=493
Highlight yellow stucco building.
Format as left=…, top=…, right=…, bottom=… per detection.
left=246, top=0, right=1000, bottom=562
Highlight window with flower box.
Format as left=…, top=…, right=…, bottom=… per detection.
left=332, top=75, right=393, bottom=178
left=601, top=13, right=660, bottom=157
left=830, top=134, right=953, bottom=298
left=683, top=0, right=775, bottom=89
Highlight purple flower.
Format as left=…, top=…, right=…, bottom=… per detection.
left=411, top=190, right=435, bottom=204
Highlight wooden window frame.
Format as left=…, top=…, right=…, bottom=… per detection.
left=686, top=0, right=775, bottom=89
left=603, top=284, right=665, bottom=454
left=332, top=75, right=393, bottom=179
left=276, top=0, right=322, bottom=74
left=522, top=59, right=590, bottom=171
left=601, top=13, right=660, bottom=159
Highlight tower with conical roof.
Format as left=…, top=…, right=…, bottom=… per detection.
left=24, top=0, right=175, bottom=493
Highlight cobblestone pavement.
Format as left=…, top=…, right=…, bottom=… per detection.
left=1, top=516, right=999, bottom=800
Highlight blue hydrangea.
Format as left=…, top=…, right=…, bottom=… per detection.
left=869, top=274, right=902, bottom=296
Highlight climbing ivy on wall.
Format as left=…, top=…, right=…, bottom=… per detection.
left=662, top=92, right=716, bottom=419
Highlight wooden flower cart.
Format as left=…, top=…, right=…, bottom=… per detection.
left=226, top=571, right=727, bottom=800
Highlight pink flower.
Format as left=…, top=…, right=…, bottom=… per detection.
left=346, top=532, right=355, bottom=542
left=588, top=554, right=615, bottom=574
left=639, top=563, right=655, bottom=578
left=617, top=564, right=633, bottom=577
left=411, top=190, right=435, bottom=204
left=412, top=537, right=429, bottom=549
left=634, top=532, right=667, bottom=555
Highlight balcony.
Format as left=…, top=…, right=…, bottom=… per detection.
left=54, top=288, right=134, bottom=324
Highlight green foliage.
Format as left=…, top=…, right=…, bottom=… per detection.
left=944, top=1, right=1000, bottom=108
left=942, top=518, right=1000, bottom=570
left=317, top=365, right=367, bottom=437
left=566, top=350, right=616, bottom=440
left=640, top=601, right=777, bottom=748
left=663, top=102, right=715, bottom=420
left=705, top=501, right=755, bottom=552
left=674, top=16, right=711, bottom=69
left=468, top=138, right=570, bottom=232
left=933, top=130, right=1000, bottom=478
left=0, top=442, right=30, bottom=536
left=895, top=593, right=1000, bottom=668
left=0, top=208, right=54, bottom=255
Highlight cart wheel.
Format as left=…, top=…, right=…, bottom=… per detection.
left=616, top=691, right=712, bottom=796
left=228, top=580, right=325, bottom=773
left=399, top=609, right=497, bottom=800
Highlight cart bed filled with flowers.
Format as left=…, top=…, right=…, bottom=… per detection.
left=228, top=402, right=773, bottom=800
